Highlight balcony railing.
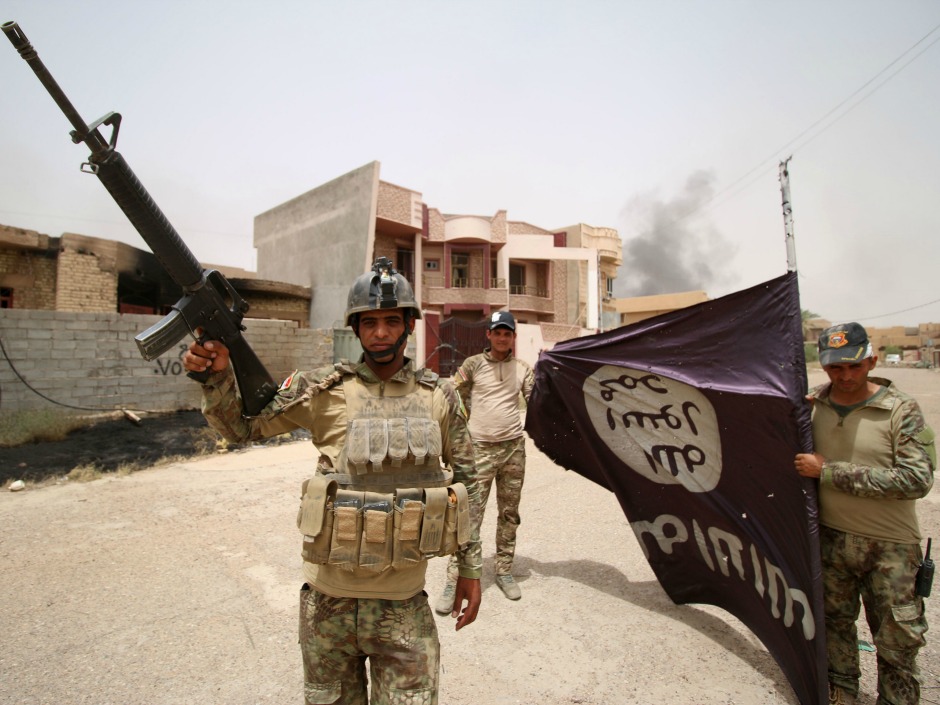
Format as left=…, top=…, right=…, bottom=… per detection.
left=510, top=284, right=548, bottom=297
left=422, top=275, right=507, bottom=290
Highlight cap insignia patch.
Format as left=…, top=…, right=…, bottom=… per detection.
left=827, top=332, right=848, bottom=349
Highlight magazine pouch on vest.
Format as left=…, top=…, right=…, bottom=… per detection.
left=297, top=475, right=338, bottom=564
left=420, top=487, right=448, bottom=553
left=298, top=482, right=471, bottom=569
left=442, top=482, right=470, bottom=556
left=387, top=418, right=408, bottom=468
left=368, top=419, right=389, bottom=471
left=392, top=488, right=425, bottom=570
left=343, top=417, right=442, bottom=474
left=359, top=491, right=394, bottom=572
left=345, top=418, right=371, bottom=474
left=329, top=490, right=364, bottom=569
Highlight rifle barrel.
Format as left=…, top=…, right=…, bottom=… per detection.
left=2, top=21, right=109, bottom=155
left=3, top=20, right=204, bottom=289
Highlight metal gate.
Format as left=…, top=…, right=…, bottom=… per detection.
left=425, top=317, right=489, bottom=378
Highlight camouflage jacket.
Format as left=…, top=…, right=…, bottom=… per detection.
left=454, top=349, right=535, bottom=443
left=200, top=358, right=483, bottom=579
left=811, top=376, right=937, bottom=542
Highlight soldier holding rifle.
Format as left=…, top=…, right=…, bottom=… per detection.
left=185, top=258, right=483, bottom=705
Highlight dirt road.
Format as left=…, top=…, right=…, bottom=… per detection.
left=2, top=367, right=939, bottom=705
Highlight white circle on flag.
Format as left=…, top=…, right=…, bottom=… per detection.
left=583, top=365, right=722, bottom=492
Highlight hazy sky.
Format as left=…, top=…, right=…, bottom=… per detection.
left=3, top=1, right=939, bottom=327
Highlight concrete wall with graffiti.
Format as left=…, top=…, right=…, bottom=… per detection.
left=0, top=310, right=333, bottom=414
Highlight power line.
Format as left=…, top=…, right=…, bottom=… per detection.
left=678, top=21, right=940, bottom=224
left=849, top=297, right=940, bottom=324
left=785, top=31, right=940, bottom=155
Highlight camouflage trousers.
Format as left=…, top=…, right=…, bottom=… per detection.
left=821, top=526, right=928, bottom=705
left=447, top=436, right=526, bottom=580
left=299, top=585, right=440, bottom=705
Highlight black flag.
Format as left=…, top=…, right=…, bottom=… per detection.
left=525, top=271, right=826, bottom=705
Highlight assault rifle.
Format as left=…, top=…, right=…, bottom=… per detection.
left=3, top=21, right=278, bottom=416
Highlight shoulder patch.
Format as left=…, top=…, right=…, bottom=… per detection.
left=278, top=370, right=299, bottom=391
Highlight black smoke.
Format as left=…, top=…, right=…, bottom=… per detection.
left=615, top=170, right=738, bottom=297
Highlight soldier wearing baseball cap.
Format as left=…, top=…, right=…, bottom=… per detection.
left=817, top=322, right=874, bottom=367
left=796, top=321, right=936, bottom=704
left=488, top=310, right=516, bottom=331
left=435, top=309, right=534, bottom=611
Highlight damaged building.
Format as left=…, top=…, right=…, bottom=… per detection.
left=0, top=224, right=311, bottom=324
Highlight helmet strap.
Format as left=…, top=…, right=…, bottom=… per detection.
left=358, top=310, right=413, bottom=366
left=363, top=328, right=408, bottom=366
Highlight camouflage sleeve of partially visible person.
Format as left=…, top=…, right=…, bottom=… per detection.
left=520, top=358, right=535, bottom=404
left=453, top=355, right=476, bottom=417
left=435, top=376, right=483, bottom=579
left=823, top=395, right=937, bottom=500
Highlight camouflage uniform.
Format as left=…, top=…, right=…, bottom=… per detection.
left=299, top=588, right=440, bottom=705
left=445, top=437, right=526, bottom=579
left=446, top=349, right=534, bottom=581
left=811, top=377, right=936, bottom=704
left=200, top=358, right=481, bottom=705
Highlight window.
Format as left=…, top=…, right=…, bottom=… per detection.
left=452, top=253, right=470, bottom=288
left=0, top=287, right=12, bottom=308
left=396, top=248, right=415, bottom=284
left=606, top=277, right=614, bottom=299
left=509, top=263, right=526, bottom=295
left=424, top=259, right=439, bottom=271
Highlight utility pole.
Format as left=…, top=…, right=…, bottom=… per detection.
left=779, top=157, right=797, bottom=272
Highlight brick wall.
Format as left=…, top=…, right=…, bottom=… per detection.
left=426, top=208, right=445, bottom=242
left=0, top=310, right=334, bottom=414
left=55, top=250, right=117, bottom=312
left=377, top=181, right=420, bottom=227
left=0, top=248, right=57, bottom=310
left=373, top=235, right=398, bottom=265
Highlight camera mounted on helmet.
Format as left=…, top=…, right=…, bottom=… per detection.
left=345, top=256, right=422, bottom=329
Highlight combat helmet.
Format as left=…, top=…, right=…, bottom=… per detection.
left=344, top=256, right=422, bottom=328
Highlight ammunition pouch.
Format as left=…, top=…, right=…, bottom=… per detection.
left=296, top=476, right=471, bottom=571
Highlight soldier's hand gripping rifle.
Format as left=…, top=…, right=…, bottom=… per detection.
left=3, top=21, right=278, bottom=416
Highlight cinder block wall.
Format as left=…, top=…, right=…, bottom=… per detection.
left=0, top=310, right=334, bottom=414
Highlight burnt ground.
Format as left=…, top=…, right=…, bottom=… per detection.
left=0, top=410, right=212, bottom=484
left=0, top=410, right=309, bottom=485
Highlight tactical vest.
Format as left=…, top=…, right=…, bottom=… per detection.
left=296, top=371, right=471, bottom=573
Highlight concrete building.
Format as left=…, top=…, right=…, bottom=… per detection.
left=866, top=323, right=940, bottom=366
left=0, top=223, right=312, bottom=324
left=5, top=161, right=744, bottom=378
left=0, top=224, right=324, bottom=414
left=612, top=290, right=710, bottom=327
left=254, top=161, right=623, bottom=371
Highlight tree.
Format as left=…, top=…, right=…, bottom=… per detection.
left=801, top=309, right=820, bottom=341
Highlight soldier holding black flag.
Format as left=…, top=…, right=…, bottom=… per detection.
left=795, top=322, right=937, bottom=705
